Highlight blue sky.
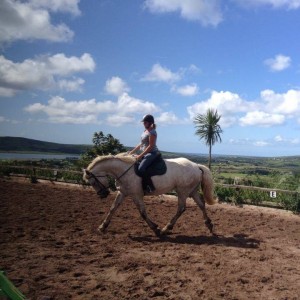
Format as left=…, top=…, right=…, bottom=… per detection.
left=1, top=0, right=300, bottom=157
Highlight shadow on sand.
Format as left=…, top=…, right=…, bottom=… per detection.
left=129, top=233, right=260, bottom=249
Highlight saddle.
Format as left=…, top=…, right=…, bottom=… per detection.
left=134, top=153, right=167, bottom=193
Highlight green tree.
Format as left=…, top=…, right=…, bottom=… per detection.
left=81, top=131, right=126, bottom=162
left=194, top=109, right=223, bottom=169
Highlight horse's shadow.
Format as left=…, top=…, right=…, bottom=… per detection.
left=129, top=233, right=260, bottom=249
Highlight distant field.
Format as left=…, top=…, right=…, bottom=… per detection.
left=210, top=156, right=300, bottom=191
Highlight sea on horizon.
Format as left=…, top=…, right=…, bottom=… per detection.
left=0, top=152, right=80, bottom=160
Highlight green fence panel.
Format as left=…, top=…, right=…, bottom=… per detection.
left=0, top=271, right=26, bottom=300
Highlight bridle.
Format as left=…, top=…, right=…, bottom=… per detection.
left=85, top=162, right=136, bottom=199
left=85, top=171, right=110, bottom=199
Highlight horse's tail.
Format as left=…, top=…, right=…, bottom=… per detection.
left=198, top=165, right=218, bottom=205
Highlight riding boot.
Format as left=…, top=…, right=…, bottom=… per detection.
left=142, top=175, right=155, bottom=194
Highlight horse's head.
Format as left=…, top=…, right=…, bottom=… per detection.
left=83, top=169, right=110, bottom=199
left=83, top=154, right=135, bottom=199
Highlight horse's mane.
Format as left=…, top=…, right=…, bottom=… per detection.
left=86, top=153, right=135, bottom=170
left=115, top=152, right=136, bottom=163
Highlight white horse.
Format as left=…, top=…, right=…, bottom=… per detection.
left=83, top=153, right=217, bottom=237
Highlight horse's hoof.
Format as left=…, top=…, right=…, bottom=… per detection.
left=98, top=224, right=107, bottom=233
left=154, top=228, right=161, bottom=237
left=161, top=227, right=172, bottom=235
left=205, top=219, right=214, bottom=233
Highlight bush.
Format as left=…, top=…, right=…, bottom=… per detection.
left=215, top=185, right=300, bottom=213
left=279, top=194, right=300, bottom=213
left=215, top=186, right=236, bottom=203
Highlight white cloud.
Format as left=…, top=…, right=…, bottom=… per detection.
left=156, top=112, right=180, bottom=124
left=106, top=115, right=135, bottom=126
left=273, top=135, right=300, bottom=145
left=233, top=0, right=300, bottom=10
left=117, top=93, right=158, bottom=115
left=143, top=0, right=223, bottom=26
left=261, top=89, right=300, bottom=115
left=47, top=53, right=95, bottom=75
left=143, top=0, right=300, bottom=31
left=141, top=63, right=181, bottom=83
left=172, top=83, right=199, bottom=96
left=57, top=78, right=85, bottom=92
left=29, top=0, right=81, bottom=16
left=0, top=53, right=95, bottom=96
left=274, top=135, right=283, bottom=142
left=0, top=115, right=20, bottom=124
left=291, top=138, right=300, bottom=144
left=229, top=138, right=252, bottom=145
left=25, top=96, right=113, bottom=116
left=25, top=96, right=113, bottom=123
left=24, top=93, right=159, bottom=125
left=239, top=111, right=285, bottom=127
left=0, top=55, right=53, bottom=91
left=0, top=86, right=16, bottom=97
left=187, top=89, right=300, bottom=128
left=141, top=63, right=201, bottom=87
left=105, top=77, right=131, bottom=96
left=49, top=114, right=99, bottom=124
left=187, top=90, right=254, bottom=127
left=229, top=135, right=300, bottom=149
left=188, top=64, right=201, bottom=74
left=264, top=54, right=291, bottom=72
left=254, top=141, right=269, bottom=147
left=0, top=0, right=76, bottom=44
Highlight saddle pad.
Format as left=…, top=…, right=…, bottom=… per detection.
left=134, top=156, right=167, bottom=177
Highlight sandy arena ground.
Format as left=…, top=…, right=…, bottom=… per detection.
left=1, top=178, right=300, bottom=299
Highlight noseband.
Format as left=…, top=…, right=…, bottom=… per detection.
left=86, top=171, right=110, bottom=199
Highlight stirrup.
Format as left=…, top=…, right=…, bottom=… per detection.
left=144, top=185, right=155, bottom=194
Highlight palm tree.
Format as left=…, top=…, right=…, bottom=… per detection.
left=194, top=109, right=223, bottom=169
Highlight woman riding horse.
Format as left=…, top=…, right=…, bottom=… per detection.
left=83, top=154, right=217, bottom=237
left=129, top=114, right=159, bottom=193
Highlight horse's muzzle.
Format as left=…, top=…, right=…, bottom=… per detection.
left=97, top=188, right=110, bottom=199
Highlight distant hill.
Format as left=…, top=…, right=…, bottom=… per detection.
left=0, top=136, right=92, bottom=154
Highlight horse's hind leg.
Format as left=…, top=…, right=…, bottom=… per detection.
left=98, top=192, right=125, bottom=233
left=132, top=196, right=161, bottom=237
left=191, top=191, right=214, bottom=235
left=161, top=193, right=187, bottom=235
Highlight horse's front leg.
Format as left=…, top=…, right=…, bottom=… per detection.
left=98, top=192, right=125, bottom=233
left=132, top=196, right=161, bottom=237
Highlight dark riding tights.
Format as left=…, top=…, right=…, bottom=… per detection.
left=138, top=152, right=157, bottom=192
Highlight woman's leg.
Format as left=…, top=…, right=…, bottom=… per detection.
left=138, top=152, right=157, bottom=192
left=138, top=152, right=157, bottom=174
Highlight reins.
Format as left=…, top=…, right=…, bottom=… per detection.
left=115, top=162, right=136, bottom=181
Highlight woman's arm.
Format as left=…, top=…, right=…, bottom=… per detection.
left=129, top=143, right=141, bottom=155
left=136, top=134, right=156, bottom=160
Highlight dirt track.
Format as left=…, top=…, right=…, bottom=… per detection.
left=1, top=178, right=300, bottom=300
